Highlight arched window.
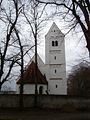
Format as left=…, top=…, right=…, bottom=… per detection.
left=56, top=85, right=58, bottom=88
left=54, top=56, right=56, bottom=60
left=55, top=69, right=57, bottom=73
left=55, top=41, right=58, bottom=46
left=52, top=41, right=54, bottom=46
left=39, top=86, right=43, bottom=94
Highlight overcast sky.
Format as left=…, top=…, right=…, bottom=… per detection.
left=37, top=19, right=89, bottom=74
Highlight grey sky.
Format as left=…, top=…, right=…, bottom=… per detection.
left=37, top=20, right=89, bottom=73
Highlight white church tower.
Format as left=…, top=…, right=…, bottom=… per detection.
left=45, top=22, right=67, bottom=94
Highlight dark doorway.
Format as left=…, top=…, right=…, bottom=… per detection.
left=39, top=86, right=43, bottom=94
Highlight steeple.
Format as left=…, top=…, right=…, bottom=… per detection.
left=45, top=22, right=64, bottom=37
left=45, top=22, right=67, bottom=94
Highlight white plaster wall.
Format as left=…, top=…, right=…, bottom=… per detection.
left=49, top=53, right=65, bottom=64
left=50, top=65, right=64, bottom=78
left=48, top=80, right=67, bottom=94
left=16, top=84, right=47, bottom=94
left=16, top=85, right=19, bottom=94
left=45, top=36, right=50, bottom=64
left=23, top=85, right=35, bottom=94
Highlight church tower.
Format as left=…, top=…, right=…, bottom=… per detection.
left=45, top=22, right=67, bottom=94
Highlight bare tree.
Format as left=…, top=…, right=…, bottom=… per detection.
left=0, top=0, right=3, bottom=7
left=36, top=0, right=90, bottom=54
left=14, top=27, right=24, bottom=108
left=22, top=0, right=48, bottom=106
left=67, top=62, right=90, bottom=96
left=0, top=0, right=22, bottom=90
left=0, top=0, right=36, bottom=92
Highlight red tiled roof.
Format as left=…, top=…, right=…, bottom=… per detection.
left=17, top=61, right=48, bottom=85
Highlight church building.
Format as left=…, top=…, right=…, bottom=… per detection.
left=16, top=22, right=67, bottom=95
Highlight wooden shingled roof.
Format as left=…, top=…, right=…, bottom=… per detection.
left=17, top=61, right=48, bottom=85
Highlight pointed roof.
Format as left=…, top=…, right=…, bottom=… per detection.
left=30, top=53, right=44, bottom=65
left=45, top=22, right=64, bottom=37
left=17, top=61, right=48, bottom=85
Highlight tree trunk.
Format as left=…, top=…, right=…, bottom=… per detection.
left=34, top=34, right=38, bottom=107
left=19, top=84, right=24, bottom=109
left=19, top=46, right=24, bottom=109
left=84, top=31, right=90, bottom=55
left=0, top=83, right=2, bottom=91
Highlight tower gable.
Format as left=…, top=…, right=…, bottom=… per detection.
left=45, top=22, right=64, bottom=38
left=45, top=22, right=65, bottom=64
